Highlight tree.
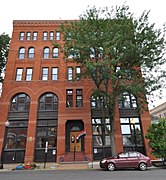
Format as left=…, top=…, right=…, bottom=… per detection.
left=61, top=5, right=166, bottom=156
left=145, top=119, right=166, bottom=160
left=0, top=33, right=10, bottom=83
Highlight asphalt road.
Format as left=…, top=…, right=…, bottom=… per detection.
left=0, top=168, right=165, bottom=180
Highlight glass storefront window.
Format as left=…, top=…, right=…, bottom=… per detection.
left=121, top=125, right=131, bottom=134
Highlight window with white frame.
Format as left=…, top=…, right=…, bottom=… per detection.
left=32, top=32, right=38, bottom=41
left=18, top=47, right=25, bottom=59
left=52, top=67, right=58, bottom=80
left=67, top=67, right=73, bottom=80
left=43, top=47, right=50, bottom=59
left=26, top=32, right=31, bottom=41
left=28, top=47, right=34, bottom=59
left=43, top=32, right=48, bottom=40
left=19, top=32, right=24, bottom=41
left=56, top=31, right=60, bottom=40
left=16, top=68, right=23, bottom=81
left=49, top=31, right=54, bottom=40
left=76, top=67, right=81, bottom=80
left=25, top=68, right=33, bottom=81
left=52, top=47, right=59, bottom=58
left=42, top=67, right=49, bottom=80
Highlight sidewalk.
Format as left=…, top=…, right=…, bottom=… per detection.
left=0, top=161, right=100, bottom=172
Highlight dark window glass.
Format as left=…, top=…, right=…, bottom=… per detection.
left=76, top=89, right=83, bottom=107
left=10, top=93, right=30, bottom=111
left=120, top=117, right=144, bottom=147
left=38, top=93, right=58, bottom=110
left=91, top=95, right=107, bottom=109
left=5, top=121, right=28, bottom=149
left=66, top=89, right=73, bottom=108
left=92, top=118, right=111, bottom=147
left=118, top=92, right=137, bottom=108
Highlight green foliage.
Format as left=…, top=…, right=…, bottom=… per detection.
left=61, top=5, right=166, bottom=104
left=61, top=4, right=166, bottom=156
left=146, top=119, right=166, bottom=158
left=0, top=33, right=10, bottom=82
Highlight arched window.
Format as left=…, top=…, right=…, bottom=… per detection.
left=91, top=95, right=107, bottom=109
left=43, top=47, right=50, bottom=59
left=118, top=92, right=137, bottom=108
left=52, top=47, right=59, bottom=58
left=10, top=93, right=30, bottom=111
left=28, top=47, right=34, bottom=59
left=38, top=93, right=58, bottom=110
left=18, top=47, right=25, bottom=59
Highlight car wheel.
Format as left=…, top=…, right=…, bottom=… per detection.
left=107, top=162, right=115, bottom=171
left=139, top=162, right=147, bottom=171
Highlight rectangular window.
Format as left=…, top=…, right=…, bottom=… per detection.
left=68, top=67, right=73, bottom=80
left=16, top=68, right=23, bottom=81
left=32, top=32, right=38, bottom=41
left=42, top=67, right=49, bottom=80
left=26, top=32, right=31, bottom=41
left=25, top=68, right=33, bottom=81
left=52, top=67, right=58, bottom=80
left=49, top=31, right=54, bottom=40
left=76, top=89, right=83, bottom=107
left=56, top=31, right=60, bottom=40
left=43, top=32, right=48, bottom=40
left=66, top=89, right=73, bottom=108
left=19, top=32, right=24, bottom=41
left=76, top=67, right=81, bottom=80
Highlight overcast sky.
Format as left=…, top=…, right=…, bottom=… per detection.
left=0, top=0, right=166, bottom=109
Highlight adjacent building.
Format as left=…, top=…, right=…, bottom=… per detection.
left=0, top=20, right=152, bottom=164
left=150, top=102, right=166, bottom=123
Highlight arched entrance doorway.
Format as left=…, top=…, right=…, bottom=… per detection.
left=65, top=120, right=84, bottom=153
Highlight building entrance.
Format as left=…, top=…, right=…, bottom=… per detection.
left=70, top=131, right=81, bottom=152
left=66, top=120, right=84, bottom=152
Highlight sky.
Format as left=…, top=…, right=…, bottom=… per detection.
left=0, top=0, right=166, bottom=109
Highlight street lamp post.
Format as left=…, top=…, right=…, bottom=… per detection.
left=0, top=120, right=10, bottom=169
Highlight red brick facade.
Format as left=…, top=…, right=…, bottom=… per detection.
left=0, top=20, right=152, bottom=164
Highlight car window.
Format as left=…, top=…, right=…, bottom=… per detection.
left=119, top=152, right=129, bottom=158
left=129, top=152, right=139, bottom=157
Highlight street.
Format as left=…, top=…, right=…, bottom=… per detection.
left=0, top=168, right=165, bottom=180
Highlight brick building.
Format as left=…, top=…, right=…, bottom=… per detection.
left=0, top=20, right=152, bottom=164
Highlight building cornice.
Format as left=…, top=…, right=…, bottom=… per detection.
left=13, top=20, right=79, bottom=26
